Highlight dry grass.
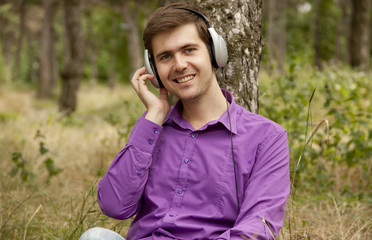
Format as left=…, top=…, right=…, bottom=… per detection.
left=280, top=195, right=371, bottom=240
left=0, top=84, right=141, bottom=239
left=0, top=84, right=370, bottom=239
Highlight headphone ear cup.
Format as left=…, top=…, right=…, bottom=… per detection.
left=144, top=49, right=163, bottom=88
left=208, top=28, right=228, bottom=68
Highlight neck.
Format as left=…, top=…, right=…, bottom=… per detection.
left=182, top=86, right=228, bottom=130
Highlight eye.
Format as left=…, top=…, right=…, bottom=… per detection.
left=185, top=48, right=196, bottom=54
left=159, top=54, right=171, bottom=61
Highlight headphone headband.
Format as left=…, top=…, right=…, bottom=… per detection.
left=173, top=7, right=211, bottom=27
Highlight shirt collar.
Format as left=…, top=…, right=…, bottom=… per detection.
left=164, top=89, right=238, bottom=134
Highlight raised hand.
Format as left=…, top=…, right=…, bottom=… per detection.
left=131, top=67, right=170, bottom=125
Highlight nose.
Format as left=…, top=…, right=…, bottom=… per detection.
left=174, top=54, right=187, bottom=71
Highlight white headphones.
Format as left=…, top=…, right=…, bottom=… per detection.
left=144, top=7, right=228, bottom=88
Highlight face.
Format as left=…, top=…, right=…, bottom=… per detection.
left=152, top=23, right=217, bottom=102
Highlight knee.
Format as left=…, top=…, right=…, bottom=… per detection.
left=79, top=227, right=125, bottom=240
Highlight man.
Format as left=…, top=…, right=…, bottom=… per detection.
left=80, top=2, right=290, bottom=240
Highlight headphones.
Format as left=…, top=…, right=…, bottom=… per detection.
left=144, top=7, right=228, bottom=88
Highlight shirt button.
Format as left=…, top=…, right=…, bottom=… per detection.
left=169, top=214, right=174, bottom=217
left=155, top=233, right=160, bottom=236
left=177, top=189, right=183, bottom=194
left=148, top=139, right=153, bottom=145
left=153, top=128, right=159, bottom=134
left=184, top=158, right=189, bottom=164
left=191, top=133, right=196, bottom=138
left=137, top=171, right=142, bottom=176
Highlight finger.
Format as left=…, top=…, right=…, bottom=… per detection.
left=137, top=74, right=156, bottom=97
left=137, top=74, right=155, bottom=88
left=131, top=67, right=147, bottom=90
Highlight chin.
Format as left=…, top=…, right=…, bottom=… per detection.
left=169, top=85, right=203, bottom=102
left=178, top=93, right=201, bottom=102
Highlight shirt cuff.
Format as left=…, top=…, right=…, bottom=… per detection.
left=129, top=117, right=163, bottom=153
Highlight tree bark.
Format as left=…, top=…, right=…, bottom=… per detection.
left=159, top=0, right=184, bottom=6
left=191, top=0, right=263, bottom=113
left=59, top=0, right=83, bottom=115
left=349, top=0, right=371, bottom=71
left=38, top=0, right=58, bottom=98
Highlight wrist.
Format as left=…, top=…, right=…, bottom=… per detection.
left=145, top=109, right=166, bottom=125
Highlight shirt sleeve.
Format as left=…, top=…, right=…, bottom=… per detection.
left=215, top=130, right=290, bottom=240
left=97, top=115, right=163, bottom=220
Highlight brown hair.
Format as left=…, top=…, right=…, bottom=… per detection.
left=143, top=3, right=212, bottom=57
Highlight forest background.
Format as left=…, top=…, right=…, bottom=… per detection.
left=0, top=0, right=371, bottom=239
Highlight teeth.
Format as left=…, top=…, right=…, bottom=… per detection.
left=177, top=75, right=194, bottom=83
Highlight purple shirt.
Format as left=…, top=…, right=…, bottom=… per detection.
left=98, top=90, right=290, bottom=239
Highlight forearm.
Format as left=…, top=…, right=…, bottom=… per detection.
left=97, top=116, right=162, bottom=219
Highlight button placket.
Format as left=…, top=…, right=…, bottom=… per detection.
left=164, top=132, right=197, bottom=224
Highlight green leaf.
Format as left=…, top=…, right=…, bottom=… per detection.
left=44, top=158, right=62, bottom=177
left=39, top=142, right=49, bottom=155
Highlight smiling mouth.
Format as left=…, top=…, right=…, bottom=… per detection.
left=175, top=75, right=196, bottom=83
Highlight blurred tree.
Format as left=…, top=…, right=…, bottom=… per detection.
left=265, top=0, right=287, bottom=72
left=349, top=0, right=371, bottom=71
left=0, top=0, right=17, bottom=82
left=335, top=0, right=350, bottom=64
left=14, top=0, right=26, bottom=82
left=26, top=1, right=43, bottom=85
left=191, top=0, right=263, bottom=113
left=122, top=0, right=142, bottom=76
left=313, top=0, right=339, bottom=69
left=38, top=0, right=58, bottom=98
left=59, top=0, right=83, bottom=114
left=84, top=5, right=98, bottom=86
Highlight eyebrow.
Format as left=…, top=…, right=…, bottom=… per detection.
left=155, top=43, right=199, bottom=61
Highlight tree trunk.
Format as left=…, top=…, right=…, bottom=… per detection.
left=265, top=0, right=286, bottom=72
left=15, top=0, right=26, bottom=81
left=85, top=10, right=98, bottom=87
left=59, top=0, right=83, bottom=115
left=38, top=0, right=58, bottom=98
left=25, top=24, right=37, bottom=84
left=335, top=0, right=350, bottom=64
left=0, top=1, right=15, bottom=83
left=191, top=0, right=263, bottom=113
left=349, top=0, right=371, bottom=71
left=122, top=0, right=142, bottom=76
left=341, top=0, right=351, bottom=64
left=313, top=0, right=322, bottom=69
left=159, top=0, right=184, bottom=6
